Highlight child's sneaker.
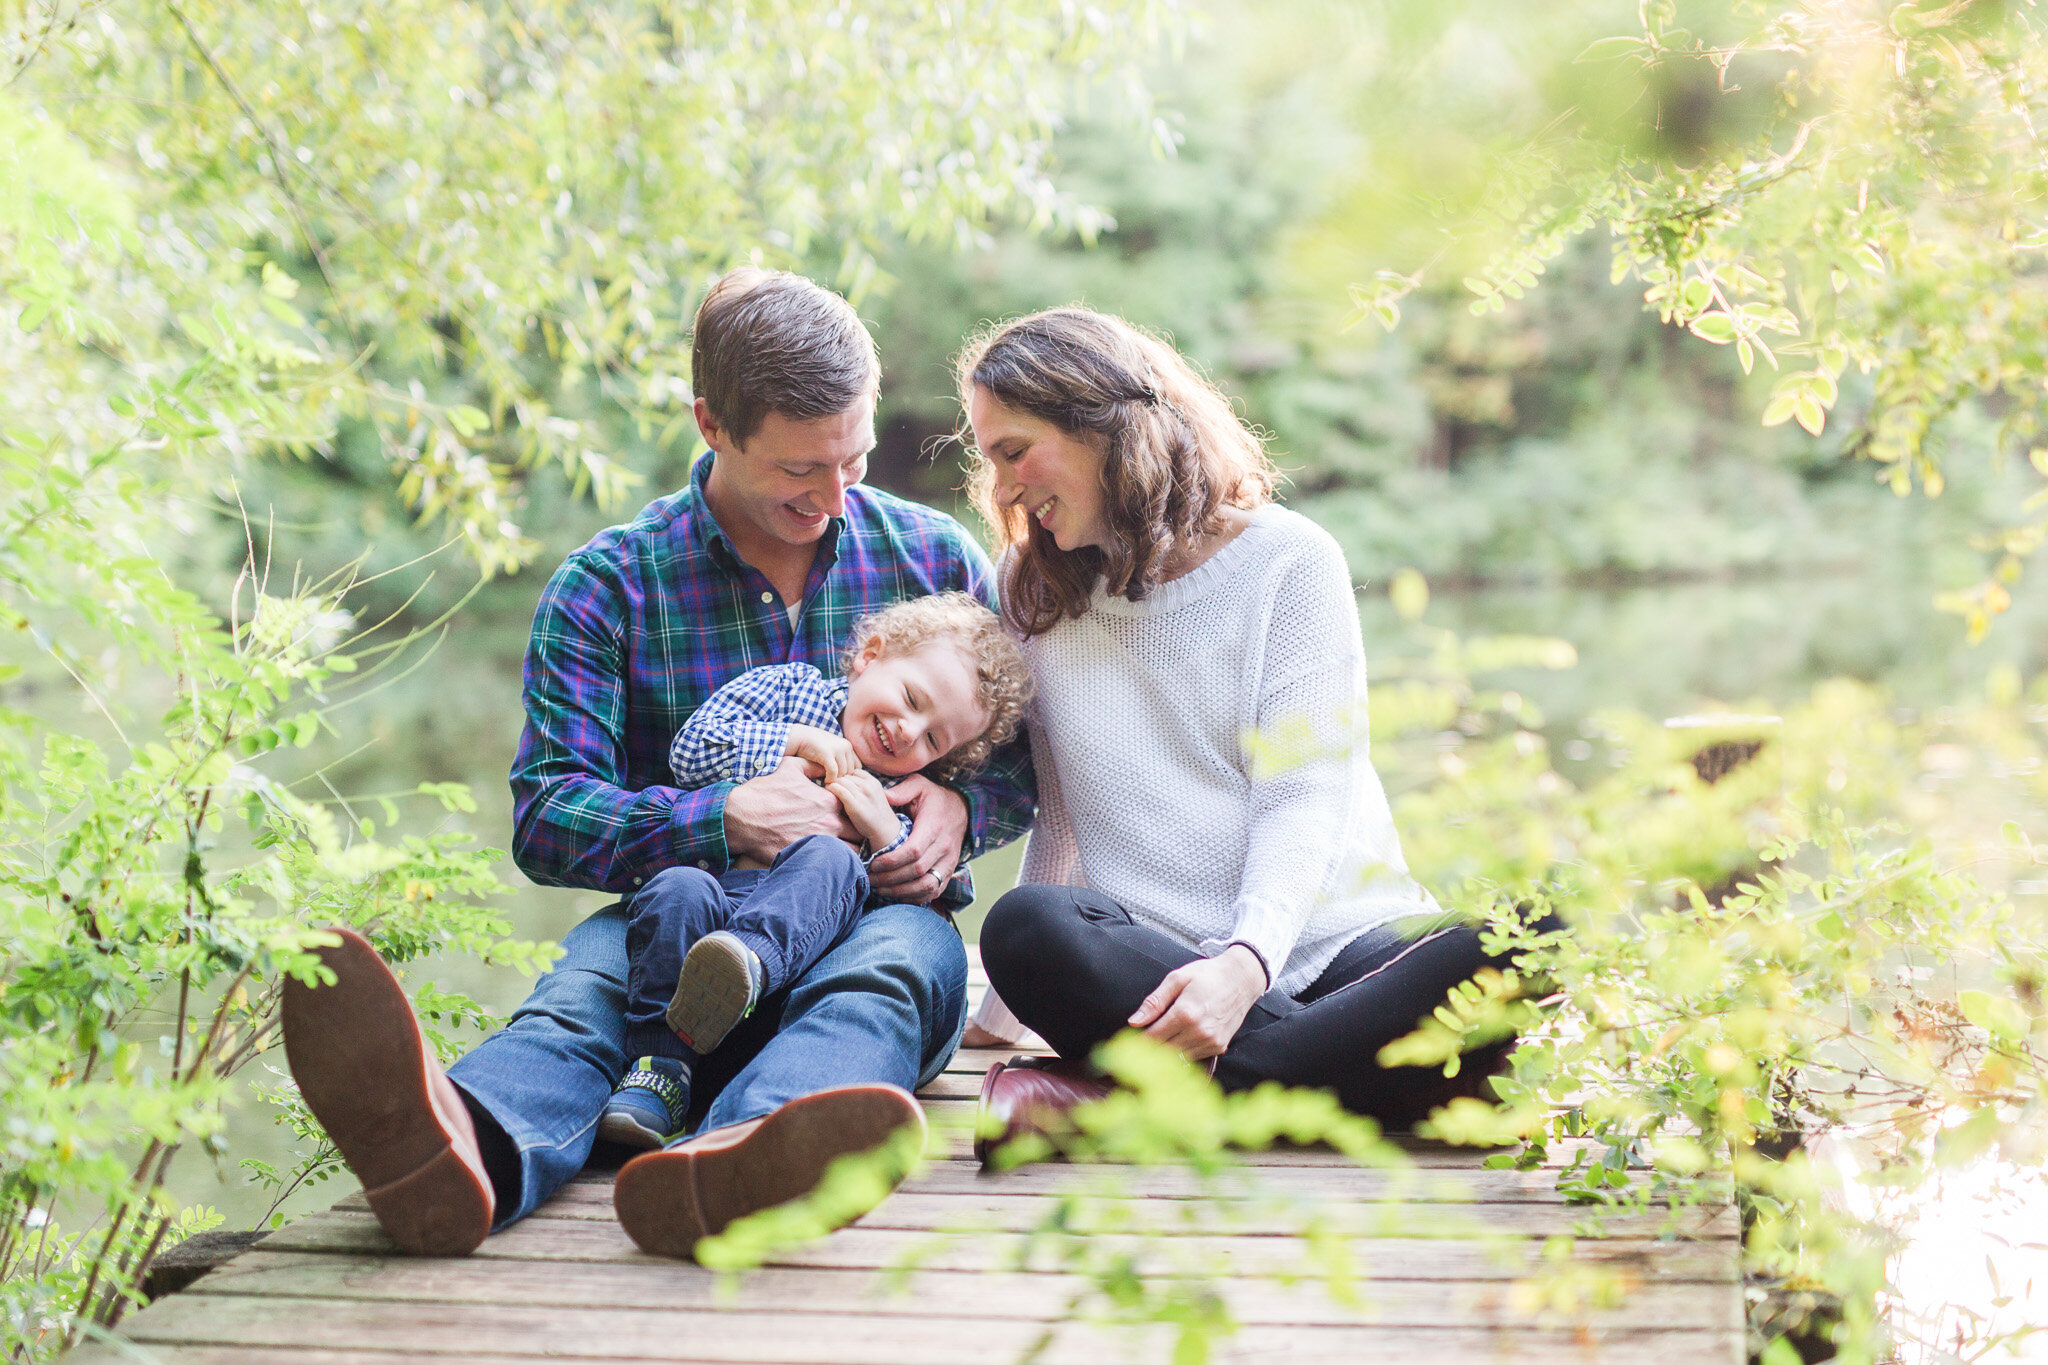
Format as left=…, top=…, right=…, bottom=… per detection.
left=600, top=1057, right=691, bottom=1150
left=665, top=930, right=765, bottom=1054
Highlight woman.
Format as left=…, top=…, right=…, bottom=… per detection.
left=959, top=308, right=1514, bottom=1123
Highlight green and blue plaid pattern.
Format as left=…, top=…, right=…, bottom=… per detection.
left=509, top=451, right=1034, bottom=905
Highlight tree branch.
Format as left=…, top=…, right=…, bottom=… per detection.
left=164, top=1, right=361, bottom=348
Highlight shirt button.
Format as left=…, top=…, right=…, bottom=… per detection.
left=633, top=876, right=643, bottom=886
left=696, top=860, right=709, bottom=870
left=760, top=591, right=774, bottom=604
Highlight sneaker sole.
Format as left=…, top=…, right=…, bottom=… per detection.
left=664, top=934, right=756, bottom=1053
left=612, top=1084, right=924, bottom=1261
left=280, top=928, right=493, bottom=1256
left=598, top=1109, right=672, bottom=1151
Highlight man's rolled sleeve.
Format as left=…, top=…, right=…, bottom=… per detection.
left=664, top=780, right=735, bottom=872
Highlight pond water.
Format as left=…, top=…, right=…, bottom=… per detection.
left=162, top=559, right=2048, bottom=1359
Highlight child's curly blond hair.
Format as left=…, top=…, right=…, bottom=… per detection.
left=843, top=591, right=1031, bottom=781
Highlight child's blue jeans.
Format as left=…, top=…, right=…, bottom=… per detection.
left=620, top=834, right=870, bottom=1061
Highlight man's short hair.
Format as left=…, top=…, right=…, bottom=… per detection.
left=690, top=268, right=879, bottom=446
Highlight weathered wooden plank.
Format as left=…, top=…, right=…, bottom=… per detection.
left=76, top=1329, right=1746, bottom=1365
left=69, top=1351, right=553, bottom=1365
left=83, top=1334, right=1744, bottom=1365
left=366, top=1186, right=1730, bottom=1240
left=915, top=1070, right=994, bottom=1097
left=916, top=1108, right=1564, bottom=1169
left=102, top=1293, right=1743, bottom=1364
left=941, top=1045, right=1007, bottom=1073
left=859, top=1191, right=1734, bottom=1240
left=178, top=1249, right=1744, bottom=1330
left=142, top=1230, right=273, bottom=1301
left=930, top=1049, right=1572, bottom=1160
left=518, top=1161, right=1718, bottom=1207
left=904, top=1160, right=1708, bottom=1203
left=945, top=1147, right=1584, bottom=1174
left=916, top=1132, right=1572, bottom=1172
left=68, top=943, right=1743, bottom=1363
left=261, top=1210, right=1739, bottom=1281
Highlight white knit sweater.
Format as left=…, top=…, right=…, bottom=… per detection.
left=971, top=504, right=1438, bottom=1042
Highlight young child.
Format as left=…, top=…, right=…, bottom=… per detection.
left=600, top=591, right=1031, bottom=1147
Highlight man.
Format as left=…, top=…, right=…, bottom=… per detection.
left=280, top=268, right=1035, bottom=1260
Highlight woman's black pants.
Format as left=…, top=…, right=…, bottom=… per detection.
left=979, top=884, right=1531, bottom=1127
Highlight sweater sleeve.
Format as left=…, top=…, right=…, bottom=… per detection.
left=1206, top=533, right=1367, bottom=980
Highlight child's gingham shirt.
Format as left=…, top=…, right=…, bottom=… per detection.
left=669, top=662, right=913, bottom=862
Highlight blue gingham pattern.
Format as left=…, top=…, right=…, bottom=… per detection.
left=668, top=663, right=850, bottom=785
left=667, top=662, right=913, bottom=860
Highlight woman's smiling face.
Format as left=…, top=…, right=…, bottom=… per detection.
left=968, top=385, right=1110, bottom=554
left=841, top=640, right=989, bottom=778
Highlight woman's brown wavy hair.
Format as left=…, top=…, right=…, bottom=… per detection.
left=956, top=308, right=1278, bottom=638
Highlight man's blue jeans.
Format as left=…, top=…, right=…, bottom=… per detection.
left=448, top=894, right=967, bottom=1228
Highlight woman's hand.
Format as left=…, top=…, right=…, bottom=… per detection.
left=1127, top=945, right=1268, bottom=1061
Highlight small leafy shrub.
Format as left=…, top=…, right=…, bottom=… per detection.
left=0, top=469, right=552, bottom=1360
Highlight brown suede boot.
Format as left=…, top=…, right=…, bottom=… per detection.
left=612, top=1083, right=924, bottom=1261
left=281, top=927, right=495, bottom=1256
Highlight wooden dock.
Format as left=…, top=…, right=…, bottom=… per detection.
left=74, top=970, right=1743, bottom=1364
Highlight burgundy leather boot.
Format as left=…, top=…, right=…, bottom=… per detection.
left=973, top=1056, right=1117, bottom=1167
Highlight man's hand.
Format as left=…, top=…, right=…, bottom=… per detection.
left=1127, top=945, right=1268, bottom=1061
left=867, top=776, right=969, bottom=905
left=826, top=770, right=903, bottom=851
left=785, top=724, right=860, bottom=781
left=722, top=756, right=859, bottom=863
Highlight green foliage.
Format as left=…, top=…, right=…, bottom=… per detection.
left=0, top=486, right=542, bottom=1356
left=1362, top=598, right=2048, bottom=1362
left=1332, top=0, right=2048, bottom=630
left=697, top=608, right=2046, bottom=1362
left=701, top=1033, right=1410, bottom=1365
left=7, top=5, right=2040, bottom=1362
left=4, top=0, right=1180, bottom=575
left=858, top=0, right=2023, bottom=610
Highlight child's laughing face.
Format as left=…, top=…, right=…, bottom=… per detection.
left=842, top=640, right=989, bottom=778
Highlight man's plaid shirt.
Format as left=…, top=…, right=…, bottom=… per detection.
left=666, top=663, right=913, bottom=862
left=509, top=452, right=1035, bottom=908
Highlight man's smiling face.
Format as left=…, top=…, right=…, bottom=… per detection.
left=699, top=396, right=876, bottom=552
